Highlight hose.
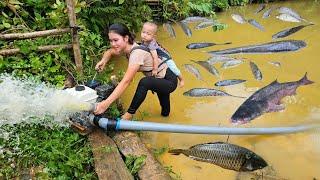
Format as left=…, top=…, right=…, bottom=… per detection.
left=89, top=114, right=320, bottom=135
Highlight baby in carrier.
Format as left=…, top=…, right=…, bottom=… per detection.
left=140, top=22, right=184, bottom=88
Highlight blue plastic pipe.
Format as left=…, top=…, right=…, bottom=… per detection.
left=89, top=114, right=320, bottom=135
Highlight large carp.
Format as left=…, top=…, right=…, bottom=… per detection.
left=208, top=40, right=306, bottom=55
left=169, top=142, right=268, bottom=172
left=231, top=73, right=314, bottom=124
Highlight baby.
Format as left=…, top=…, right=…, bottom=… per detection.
left=140, top=22, right=184, bottom=88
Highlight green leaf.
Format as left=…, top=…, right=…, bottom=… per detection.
left=119, top=0, right=125, bottom=5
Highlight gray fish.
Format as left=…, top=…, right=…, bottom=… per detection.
left=169, top=142, right=268, bottom=172
left=163, top=22, right=176, bottom=38
left=207, top=55, right=240, bottom=64
left=221, top=59, right=243, bottom=69
left=195, top=21, right=215, bottom=30
left=276, top=14, right=301, bottom=23
left=250, top=61, right=263, bottom=81
left=184, top=64, right=202, bottom=80
left=182, top=16, right=212, bottom=23
left=272, top=24, right=314, bottom=39
left=183, top=88, right=244, bottom=98
left=248, top=19, right=265, bottom=31
left=208, top=40, right=306, bottom=55
left=179, top=21, right=192, bottom=37
left=262, top=7, right=273, bottom=18
left=231, top=14, right=247, bottom=24
left=186, top=42, right=232, bottom=49
left=215, top=79, right=246, bottom=86
left=277, top=7, right=307, bottom=22
left=191, top=60, right=219, bottom=77
left=268, top=61, right=281, bottom=67
left=255, top=4, right=266, bottom=14
left=231, top=73, right=314, bottom=124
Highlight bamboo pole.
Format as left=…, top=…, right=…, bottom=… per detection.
left=0, top=44, right=72, bottom=56
left=0, top=28, right=70, bottom=40
left=66, top=0, right=83, bottom=73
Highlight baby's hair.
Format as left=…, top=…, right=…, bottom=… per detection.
left=143, top=21, right=158, bottom=33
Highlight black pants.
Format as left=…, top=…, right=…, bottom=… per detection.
left=127, top=68, right=178, bottom=116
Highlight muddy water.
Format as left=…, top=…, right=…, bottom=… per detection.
left=113, top=0, right=320, bottom=179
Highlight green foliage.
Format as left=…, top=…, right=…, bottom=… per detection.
left=0, top=123, right=97, bottom=179
left=229, top=0, right=249, bottom=6
left=80, top=0, right=153, bottom=36
left=212, top=21, right=228, bottom=31
left=125, top=154, right=147, bottom=177
left=152, top=145, right=169, bottom=158
left=164, top=165, right=182, bottom=180
left=212, top=0, right=230, bottom=10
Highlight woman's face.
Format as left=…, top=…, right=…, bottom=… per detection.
left=108, top=32, right=128, bottom=54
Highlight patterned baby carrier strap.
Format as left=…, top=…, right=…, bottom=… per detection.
left=129, top=44, right=170, bottom=73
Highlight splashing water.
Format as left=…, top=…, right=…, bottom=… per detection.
left=0, top=74, right=93, bottom=127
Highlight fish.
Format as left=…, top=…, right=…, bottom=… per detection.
left=215, top=79, right=246, bottom=86
left=277, top=7, right=308, bottom=22
left=231, top=14, right=247, bottom=24
left=207, top=55, right=241, bottom=64
left=183, top=88, right=244, bottom=98
left=248, top=19, right=265, bottom=31
left=182, top=16, right=212, bottom=23
left=184, top=64, right=202, bottom=80
left=169, top=142, right=268, bottom=172
left=262, top=7, right=273, bottom=18
left=186, top=42, right=232, bottom=49
left=255, top=4, right=266, bottom=14
left=221, top=59, right=243, bottom=69
left=179, top=21, right=192, bottom=37
left=250, top=61, right=263, bottom=81
left=268, top=61, right=281, bottom=67
left=163, top=22, right=176, bottom=38
left=191, top=60, right=219, bottom=77
left=272, top=24, right=314, bottom=39
left=231, top=73, right=314, bottom=124
left=207, top=40, right=306, bottom=55
left=194, top=21, right=215, bottom=30
left=276, top=14, right=301, bottom=23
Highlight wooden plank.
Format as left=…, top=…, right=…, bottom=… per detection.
left=66, top=0, right=83, bottom=73
left=112, top=131, right=172, bottom=180
left=89, top=129, right=134, bottom=180
left=0, top=28, right=70, bottom=40
left=0, top=44, right=72, bottom=56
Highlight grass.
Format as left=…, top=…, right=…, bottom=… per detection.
left=0, top=123, right=98, bottom=179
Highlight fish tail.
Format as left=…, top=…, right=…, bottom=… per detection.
left=299, top=72, right=314, bottom=85
left=168, top=149, right=185, bottom=155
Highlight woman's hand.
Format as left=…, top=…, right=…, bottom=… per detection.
left=93, top=101, right=109, bottom=115
left=95, top=60, right=107, bottom=72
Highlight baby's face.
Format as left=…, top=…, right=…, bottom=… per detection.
left=141, top=24, right=156, bottom=42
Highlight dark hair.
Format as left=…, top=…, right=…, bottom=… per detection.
left=108, top=23, right=135, bottom=44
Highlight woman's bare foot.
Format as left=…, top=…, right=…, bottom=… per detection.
left=121, top=112, right=133, bottom=120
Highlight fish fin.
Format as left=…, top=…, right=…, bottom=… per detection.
left=168, top=149, right=185, bottom=155
left=299, top=72, right=314, bottom=85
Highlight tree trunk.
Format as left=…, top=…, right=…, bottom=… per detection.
left=0, top=44, right=72, bottom=56
left=0, top=28, right=70, bottom=40
left=65, top=0, right=83, bottom=73
left=89, top=129, right=134, bottom=180
left=112, top=131, right=172, bottom=180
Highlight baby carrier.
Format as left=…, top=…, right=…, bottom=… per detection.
left=129, top=42, right=172, bottom=73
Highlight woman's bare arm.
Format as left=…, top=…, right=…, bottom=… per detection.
left=94, top=64, right=140, bottom=114
left=95, top=48, right=118, bottom=72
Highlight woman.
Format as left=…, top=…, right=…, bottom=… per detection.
left=94, top=23, right=178, bottom=120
